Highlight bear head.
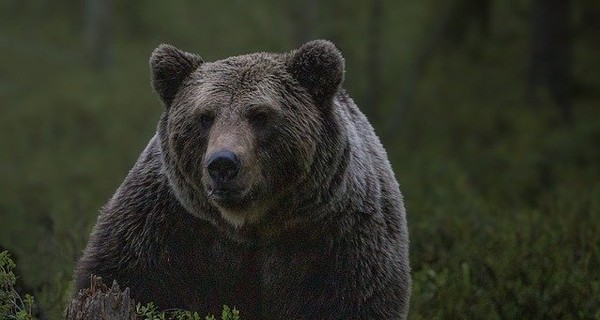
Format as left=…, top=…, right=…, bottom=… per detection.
left=150, top=40, right=345, bottom=232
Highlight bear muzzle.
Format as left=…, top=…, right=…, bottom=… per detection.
left=205, top=149, right=249, bottom=208
left=207, top=150, right=241, bottom=183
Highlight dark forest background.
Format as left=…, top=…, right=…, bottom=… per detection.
left=1, top=0, right=599, bottom=319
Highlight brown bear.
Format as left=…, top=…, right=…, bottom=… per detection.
left=73, top=40, right=411, bottom=319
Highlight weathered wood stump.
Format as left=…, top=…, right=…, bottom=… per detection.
left=65, top=275, right=136, bottom=320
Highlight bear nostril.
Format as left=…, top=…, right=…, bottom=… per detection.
left=207, top=150, right=240, bottom=183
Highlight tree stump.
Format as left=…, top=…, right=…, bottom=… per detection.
left=65, top=275, right=136, bottom=320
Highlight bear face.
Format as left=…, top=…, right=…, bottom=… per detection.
left=151, top=41, right=345, bottom=230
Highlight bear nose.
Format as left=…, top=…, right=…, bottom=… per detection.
left=207, top=150, right=240, bottom=183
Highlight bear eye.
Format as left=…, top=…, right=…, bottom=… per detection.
left=247, top=106, right=276, bottom=128
left=199, top=114, right=214, bottom=128
left=249, top=111, right=270, bottom=127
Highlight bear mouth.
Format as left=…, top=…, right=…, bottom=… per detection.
left=206, top=186, right=248, bottom=209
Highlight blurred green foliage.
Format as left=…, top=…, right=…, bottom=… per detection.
left=136, top=302, right=239, bottom=320
left=0, top=0, right=598, bottom=319
left=1, top=251, right=37, bottom=320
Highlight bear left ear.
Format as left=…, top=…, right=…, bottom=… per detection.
left=150, top=44, right=203, bottom=107
left=287, top=40, right=345, bottom=105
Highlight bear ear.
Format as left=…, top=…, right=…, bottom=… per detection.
left=287, top=39, right=345, bottom=104
left=150, top=44, right=203, bottom=106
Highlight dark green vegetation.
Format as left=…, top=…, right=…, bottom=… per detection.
left=1, top=251, right=238, bottom=320
left=137, top=303, right=240, bottom=320
left=135, top=302, right=239, bottom=320
left=1, top=251, right=37, bottom=320
left=1, top=0, right=598, bottom=319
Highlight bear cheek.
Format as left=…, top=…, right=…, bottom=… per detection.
left=168, top=126, right=208, bottom=185
left=245, top=157, right=268, bottom=198
left=264, top=141, right=307, bottom=191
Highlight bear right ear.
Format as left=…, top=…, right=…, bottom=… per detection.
left=287, top=40, right=345, bottom=105
left=150, top=44, right=203, bottom=107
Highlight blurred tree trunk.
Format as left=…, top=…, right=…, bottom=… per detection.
left=387, top=2, right=452, bottom=133
left=446, top=0, right=492, bottom=44
left=120, top=0, right=145, bottom=36
left=366, top=0, right=384, bottom=123
left=529, top=0, right=573, bottom=121
left=289, top=0, right=318, bottom=46
left=475, top=0, right=492, bottom=38
left=84, top=0, right=112, bottom=69
left=388, top=0, right=492, bottom=134
left=579, top=0, right=600, bottom=32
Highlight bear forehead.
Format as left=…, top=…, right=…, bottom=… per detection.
left=184, top=53, right=292, bottom=105
left=202, top=52, right=288, bottom=83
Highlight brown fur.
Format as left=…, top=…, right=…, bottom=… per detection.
left=74, top=40, right=411, bottom=319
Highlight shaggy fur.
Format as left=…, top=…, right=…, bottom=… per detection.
left=73, top=40, right=411, bottom=319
